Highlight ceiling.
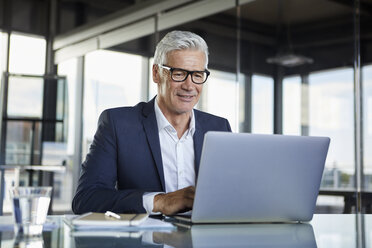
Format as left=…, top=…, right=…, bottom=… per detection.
left=105, top=0, right=372, bottom=76
left=1, top=0, right=371, bottom=77
left=56, top=0, right=372, bottom=35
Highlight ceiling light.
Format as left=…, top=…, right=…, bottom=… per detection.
left=266, top=54, right=314, bottom=67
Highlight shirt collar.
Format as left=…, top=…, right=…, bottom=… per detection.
left=154, top=97, right=195, bottom=137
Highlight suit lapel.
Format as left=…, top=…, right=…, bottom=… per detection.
left=193, top=111, right=205, bottom=178
left=142, top=98, right=165, bottom=191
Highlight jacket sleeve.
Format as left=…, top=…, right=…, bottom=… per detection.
left=72, top=109, right=146, bottom=214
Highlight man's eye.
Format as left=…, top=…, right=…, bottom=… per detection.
left=194, top=73, right=203, bottom=78
left=173, top=71, right=185, bottom=77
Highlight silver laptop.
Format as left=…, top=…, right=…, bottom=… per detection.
left=176, top=132, right=330, bottom=224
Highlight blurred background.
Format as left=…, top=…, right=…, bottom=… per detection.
left=0, top=0, right=371, bottom=215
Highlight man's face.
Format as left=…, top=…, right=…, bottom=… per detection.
left=153, top=49, right=206, bottom=118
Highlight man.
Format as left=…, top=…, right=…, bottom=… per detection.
left=72, top=31, right=231, bottom=215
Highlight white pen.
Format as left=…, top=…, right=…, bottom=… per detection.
left=105, top=211, right=121, bottom=219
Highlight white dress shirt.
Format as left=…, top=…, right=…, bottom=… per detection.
left=142, top=98, right=196, bottom=214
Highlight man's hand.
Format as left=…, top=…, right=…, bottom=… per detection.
left=153, top=186, right=195, bottom=215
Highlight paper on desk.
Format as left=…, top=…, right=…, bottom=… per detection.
left=64, top=215, right=175, bottom=231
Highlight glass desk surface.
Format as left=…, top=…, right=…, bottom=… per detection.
left=0, top=214, right=369, bottom=247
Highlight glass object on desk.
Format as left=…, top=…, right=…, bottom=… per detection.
left=10, top=187, right=52, bottom=236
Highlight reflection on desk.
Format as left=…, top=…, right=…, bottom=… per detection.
left=73, top=235, right=153, bottom=248
left=0, top=214, right=370, bottom=248
left=67, top=223, right=316, bottom=248
left=152, top=223, right=316, bottom=248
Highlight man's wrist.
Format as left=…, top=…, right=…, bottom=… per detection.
left=153, top=193, right=165, bottom=213
left=142, top=192, right=164, bottom=214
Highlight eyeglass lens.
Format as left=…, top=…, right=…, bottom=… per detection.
left=172, top=69, right=207, bottom=84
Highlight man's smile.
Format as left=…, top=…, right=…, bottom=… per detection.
left=177, top=93, right=195, bottom=102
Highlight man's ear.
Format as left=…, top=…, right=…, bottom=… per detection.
left=152, top=64, right=160, bottom=84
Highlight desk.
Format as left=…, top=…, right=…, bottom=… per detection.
left=0, top=165, right=66, bottom=215
left=0, top=214, right=370, bottom=247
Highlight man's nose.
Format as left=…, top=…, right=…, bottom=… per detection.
left=181, top=74, right=194, bottom=90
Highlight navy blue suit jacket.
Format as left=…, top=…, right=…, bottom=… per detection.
left=72, top=98, right=231, bottom=214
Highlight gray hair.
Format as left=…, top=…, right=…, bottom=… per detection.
left=153, top=30, right=209, bottom=68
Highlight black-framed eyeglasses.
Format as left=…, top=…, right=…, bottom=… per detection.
left=159, top=64, right=210, bottom=84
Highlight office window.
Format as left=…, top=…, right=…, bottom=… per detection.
left=363, top=65, right=372, bottom=190
left=9, top=33, right=46, bottom=75
left=83, top=50, right=143, bottom=155
left=283, top=76, right=302, bottom=135
left=7, top=75, right=44, bottom=118
left=0, top=32, right=6, bottom=98
left=5, top=34, right=46, bottom=165
left=202, top=69, right=240, bottom=132
left=1, top=34, right=49, bottom=213
left=56, top=58, right=78, bottom=212
left=5, top=121, right=42, bottom=165
left=58, top=58, right=77, bottom=156
left=0, top=32, right=7, bottom=73
left=55, top=77, right=68, bottom=142
left=252, top=75, right=274, bottom=134
left=309, top=68, right=354, bottom=189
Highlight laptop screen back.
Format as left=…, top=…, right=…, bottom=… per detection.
left=192, top=132, right=330, bottom=223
